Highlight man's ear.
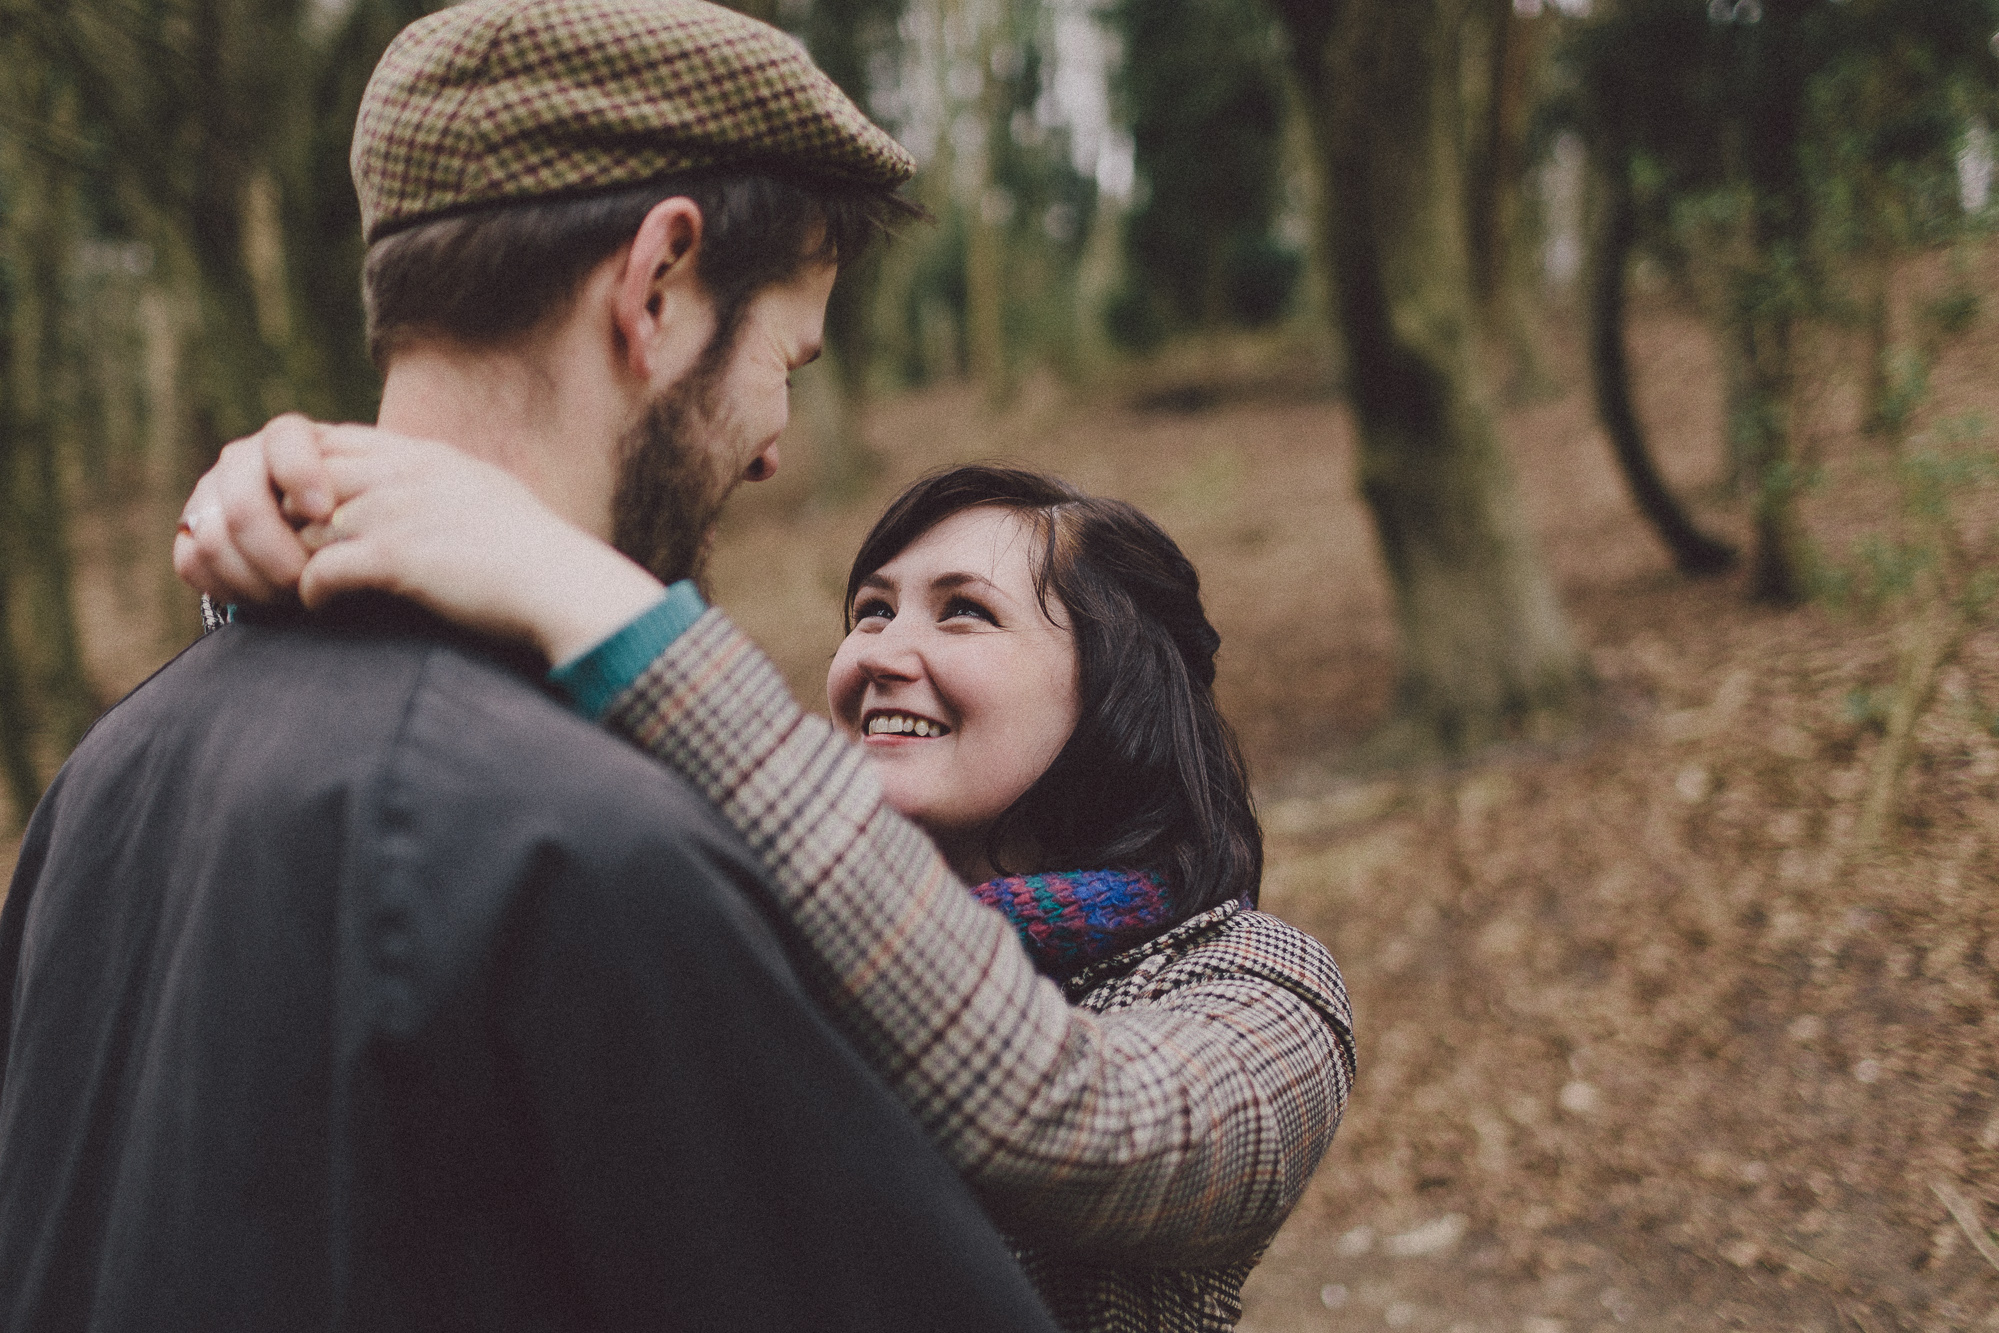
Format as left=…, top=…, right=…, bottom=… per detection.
left=612, top=197, right=709, bottom=382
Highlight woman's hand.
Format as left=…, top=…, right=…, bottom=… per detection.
left=174, top=414, right=667, bottom=665
left=172, top=415, right=332, bottom=606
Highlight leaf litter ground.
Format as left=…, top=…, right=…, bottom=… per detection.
left=4, top=263, right=1995, bottom=1333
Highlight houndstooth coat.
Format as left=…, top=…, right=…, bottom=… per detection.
left=604, top=609, right=1357, bottom=1332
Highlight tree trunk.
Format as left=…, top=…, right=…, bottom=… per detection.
left=2, top=78, right=101, bottom=756
left=1734, top=311, right=1807, bottom=605
left=1860, top=250, right=1894, bottom=439
left=0, top=571, right=42, bottom=827
left=813, top=209, right=885, bottom=503
left=963, top=203, right=1008, bottom=400
left=1464, top=0, right=1513, bottom=313
left=0, top=312, right=46, bottom=824
left=1464, top=0, right=1551, bottom=399
left=1272, top=0, right=1588, bottom=757
left=1586, top=155, right=1737, bottom=577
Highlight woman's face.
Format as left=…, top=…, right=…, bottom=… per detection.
left=827, top=505, right=1082, bottom=880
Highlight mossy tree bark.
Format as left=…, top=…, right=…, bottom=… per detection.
left=1586, top=155, right=1737, bottom=578
left=1463, top=0, right=1552, bottom=397
left=0, top=66, right=104, bottom=812
left=1731, top=306, right=1808, bottom=606
left=1271, top=0, right=1589, bottom=757
left=0, top=271, right=47, bottom=822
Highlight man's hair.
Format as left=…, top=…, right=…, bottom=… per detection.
left=844, top=465, right=1264, bottom=921
left=363, top=170, right=920, bottom=370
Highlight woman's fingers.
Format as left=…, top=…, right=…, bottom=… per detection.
left=316, top=421, right=428, bottom=458
left=173, top=487, right=288, bottom=605
left=318, top=453, right=413, bottom=509
left=261, top=414, right=337, bottom=524
left=219, top=416, right=643, bottom=664
left=176, top=415, right=534, bottom=612
left=177, top=525, right=288, bottom=605
left=173, top=443, right=307, bottom=602
left=297, top=534, right=398, bottom=611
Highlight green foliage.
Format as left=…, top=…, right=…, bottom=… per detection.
left=1564, top=0, right=1999, bottom=278
left=1559, top=0, right=1999, bottom=604
left=1106, top=0, right=1299, bottom=346
left=3, top=0, right=437, bottom=440
left=0, top=0, right=434, bottom=817
left=1803, top=0, right=1999, bottom=251
left=862, top=0, right=1106, bottom=390
left=1927, top=286, right=1982, bottom=335
left=981, top=32, right=1105, bottom=371
left=1843, top=686, right=1890, bottom=733
left=1869, top=343, right=1932, bottom=440
left=777, top=0, right=906, bottom=409
left=1811, top=293, right=1997, bottom=844
left=1818, top=417, right=1996, bottom=608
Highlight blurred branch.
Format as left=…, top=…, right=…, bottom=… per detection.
left=1586, top=151, right=1738, bottom=577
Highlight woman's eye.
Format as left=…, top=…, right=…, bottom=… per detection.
left=853, top=598, right=893, bottom=624
left=942, top=597, right=997, bottom=625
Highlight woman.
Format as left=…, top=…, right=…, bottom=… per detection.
left=179, top=432, right=1355, bottom=1333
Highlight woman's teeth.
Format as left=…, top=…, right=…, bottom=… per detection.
left=867, top=713, right=945, bottom=737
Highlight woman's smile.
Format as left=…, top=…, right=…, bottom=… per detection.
left=862, top=709, right=952, bottom=739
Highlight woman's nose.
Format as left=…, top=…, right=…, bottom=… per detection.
left=853, top=622, right=921, bottom=683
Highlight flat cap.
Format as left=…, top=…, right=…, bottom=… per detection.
left=353, top=0, right=915, bottom=243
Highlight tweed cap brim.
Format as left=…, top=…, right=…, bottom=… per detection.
left=353, top=0, right=915, bottom=243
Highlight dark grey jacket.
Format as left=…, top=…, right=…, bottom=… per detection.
left=0, top=599, right=1054, bottom=1333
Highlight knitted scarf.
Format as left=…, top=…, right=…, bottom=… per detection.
left=970, top=868, right=1176, bottom=981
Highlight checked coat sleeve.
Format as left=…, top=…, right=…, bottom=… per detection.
left=603, top=610, right=1354, bottom=1266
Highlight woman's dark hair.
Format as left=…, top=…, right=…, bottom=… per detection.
left=845, top=464, right=1263, bottom=917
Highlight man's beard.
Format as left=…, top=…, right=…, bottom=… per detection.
left=609, top=355, right=732, bottom=595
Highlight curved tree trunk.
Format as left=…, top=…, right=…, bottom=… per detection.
left=1587, top=156, right=1737, bottom=577
left=1272, top=0, right=1589, bottom=758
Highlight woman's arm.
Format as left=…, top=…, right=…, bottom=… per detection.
left=176, top=416, right=1353, bottom=1265
left=608, top=608, right=1352, bottom=1265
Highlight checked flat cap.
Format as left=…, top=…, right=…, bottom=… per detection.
left=353, top=0, right=915, bottom=243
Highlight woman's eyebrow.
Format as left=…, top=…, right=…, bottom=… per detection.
left=930, top=571, right=1007, bottom=598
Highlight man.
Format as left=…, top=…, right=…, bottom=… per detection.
left=0, top=3, right=1061, bottom=1329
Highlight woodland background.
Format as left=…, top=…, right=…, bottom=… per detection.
left=4, top=1, right=1999, bottom=1328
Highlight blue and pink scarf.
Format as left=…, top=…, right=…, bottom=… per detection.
left=970, top=868, right=1176, bottom=980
